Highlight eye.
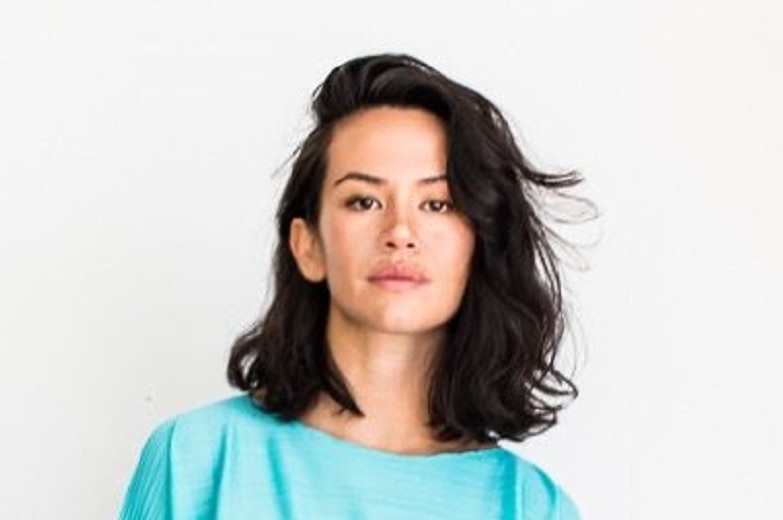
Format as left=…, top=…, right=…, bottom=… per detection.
left=345, top=195, right=382, bottom=211
left=422, top=199, right=455, bottom=213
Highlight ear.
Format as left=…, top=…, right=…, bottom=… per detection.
left=289, top=218, right=326, bottom=282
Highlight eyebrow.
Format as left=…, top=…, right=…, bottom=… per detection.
left=332, top=171, right=447, bottom=187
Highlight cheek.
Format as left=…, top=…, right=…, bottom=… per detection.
left=320, top=219, right=368, bottom=274
left=432, top=224, right=475, bottom=260
left=459, top=227, right=476, bottom=258
left=455, top=236, right=476, bottom=280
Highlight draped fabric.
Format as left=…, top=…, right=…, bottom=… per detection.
left=120, top=395, right=580, bottom=520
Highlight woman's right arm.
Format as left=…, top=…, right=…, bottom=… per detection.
left=119, top=420, right=176, bottom=520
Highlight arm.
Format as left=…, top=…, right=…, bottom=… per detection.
left=119, top=420, right=176, bottom=520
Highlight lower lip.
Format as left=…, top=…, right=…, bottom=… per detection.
left=369, top=278, right=425, bottom=291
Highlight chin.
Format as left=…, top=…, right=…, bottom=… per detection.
left=332, top=299, right=454, bottom=337
left=368, top=314, right=449, bottom=337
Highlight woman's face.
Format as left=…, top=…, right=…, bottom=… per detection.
left=290, top=106, right=475, bottom=337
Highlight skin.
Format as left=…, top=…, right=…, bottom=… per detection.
left=289, top=106, right=491, bottom=455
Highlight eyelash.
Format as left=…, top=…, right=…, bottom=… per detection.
left=345, top=195, right=455, bottom=213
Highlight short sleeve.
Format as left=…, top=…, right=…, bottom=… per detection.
left=119, top=420, right=176, bottom=520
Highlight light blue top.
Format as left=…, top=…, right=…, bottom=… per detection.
left=120, top=395, right=580, bottom=519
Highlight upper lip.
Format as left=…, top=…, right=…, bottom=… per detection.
left=368, top=264, right=428, bottom=283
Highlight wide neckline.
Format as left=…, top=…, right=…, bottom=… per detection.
left=287, top=415, right=506, bottom=463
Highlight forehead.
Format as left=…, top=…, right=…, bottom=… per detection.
left=325, top=106, right=447, bottom=185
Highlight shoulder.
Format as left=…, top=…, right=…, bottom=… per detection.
left=120, top=394, right=277, bottom=519
left=162, top=393, right=273, bottom=434
left=501, top=448, right=582, bottom=520
left=141, top=394, right=277, bottom=458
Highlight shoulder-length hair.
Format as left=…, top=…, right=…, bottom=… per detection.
left=228, top=53, right=587, bottom=443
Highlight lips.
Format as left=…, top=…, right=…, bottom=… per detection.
left=368, top=265, right=429, bottom=284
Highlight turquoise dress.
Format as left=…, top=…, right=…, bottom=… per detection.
left=120, top=395, right=580, bottom=519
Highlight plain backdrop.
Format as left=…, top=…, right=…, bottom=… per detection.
left=1, top=1, right=781, bottom=518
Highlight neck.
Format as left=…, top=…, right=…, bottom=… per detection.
left=299, top=305, right=494, bottom=455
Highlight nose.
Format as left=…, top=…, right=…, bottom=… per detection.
left=382, top=208, right=420, bottom=251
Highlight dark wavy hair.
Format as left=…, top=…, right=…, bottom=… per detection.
left=228, top=53, right=588, bottom=444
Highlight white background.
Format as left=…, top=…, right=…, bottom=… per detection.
left=1, top=1, right=781, bottom=518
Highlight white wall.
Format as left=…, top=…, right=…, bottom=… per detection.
left=1, top=1, right=781, bottom=518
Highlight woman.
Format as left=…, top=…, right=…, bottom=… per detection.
left=120, top=53, right=585, bottom=519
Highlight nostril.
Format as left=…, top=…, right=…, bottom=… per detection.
left=384, top=239, right=418, bottom=250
